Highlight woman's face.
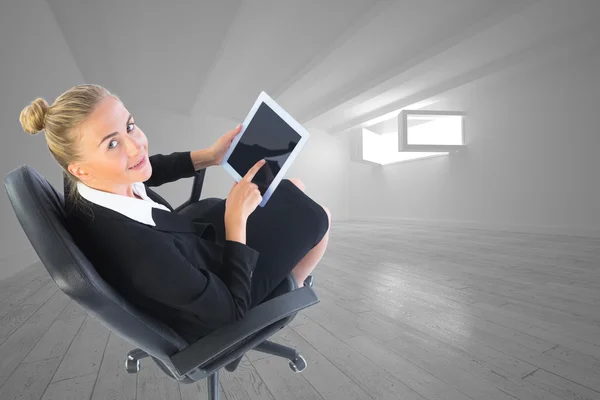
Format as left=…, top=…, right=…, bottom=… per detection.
left=69, top=96, right=152, bottom=194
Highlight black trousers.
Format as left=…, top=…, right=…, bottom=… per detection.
left=183, top=179, right=329, bottom=307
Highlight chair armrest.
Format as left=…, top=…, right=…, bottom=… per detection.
left=170, top=285, right=319, bottom=376
left=174, top=169, right=206, bottom=212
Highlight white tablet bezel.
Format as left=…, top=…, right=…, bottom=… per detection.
left=220, top=91, right=310, bottom=207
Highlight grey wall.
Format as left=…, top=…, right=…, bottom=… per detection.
left=348, top=39, right=600, bottom=237
left=0, top=1, right=87, bottom=280
left=0, top=2, right=349, bottom=281
left=0, top=2, right=198, bottom=281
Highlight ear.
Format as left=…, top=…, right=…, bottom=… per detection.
left=68, top=163, right=91, bottom=182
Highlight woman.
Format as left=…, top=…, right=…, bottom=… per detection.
left=19, top=84, right=330, bottom=343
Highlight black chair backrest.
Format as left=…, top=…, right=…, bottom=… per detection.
left=4, top=165, right=189, bottom=369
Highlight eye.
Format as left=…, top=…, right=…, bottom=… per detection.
left=107, top=122, right=135, bottom=150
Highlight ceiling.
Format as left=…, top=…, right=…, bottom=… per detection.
left=47, top=0, right=600, bottom=134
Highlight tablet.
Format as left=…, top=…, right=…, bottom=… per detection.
left=221, top=91, right=310, bottom=207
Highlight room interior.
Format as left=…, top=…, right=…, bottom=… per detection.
left=1, top=0, right=599, bottom=399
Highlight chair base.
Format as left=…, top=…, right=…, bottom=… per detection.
left=225, top=339, right=307, bottom=373
left=125, top=275, right=316, bottom=399
left=223, top=275, right=314, bottom=373
left=207, top=371, right=219, bottom=399
left=127, top=340, right=306, bottom=400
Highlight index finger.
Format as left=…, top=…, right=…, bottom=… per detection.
left=242, top=159, right=266, bottom=182
left=230, top=124, right=242, bottom=136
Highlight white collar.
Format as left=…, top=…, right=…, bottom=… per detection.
left=76, top=181, right=170, bottom=226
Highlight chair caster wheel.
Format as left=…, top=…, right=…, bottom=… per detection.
left=289, top=355, right=306, bottom=373
left=125, top=358, right=140, bottom=373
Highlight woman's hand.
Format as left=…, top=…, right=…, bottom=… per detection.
left=208, top=124, right=242, bottom=166
left=225, top=159, right=265, bottom=224
left=224, top=159, right=266, bottom=244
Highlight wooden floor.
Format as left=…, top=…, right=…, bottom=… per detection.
left=0, top=220, right=599, bottom=400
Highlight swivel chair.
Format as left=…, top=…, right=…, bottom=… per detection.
left=4, top=165, right=319, bottom=400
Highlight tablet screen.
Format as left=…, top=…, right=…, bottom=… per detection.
left=228, top=102, right=302, bottom=195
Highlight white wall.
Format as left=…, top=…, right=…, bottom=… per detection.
left=286, top=125, right=349, bottom=222
left=348, top=37, right=600, bottom=237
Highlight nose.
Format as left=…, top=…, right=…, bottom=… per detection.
left=124, top=135, right=143, bottom=157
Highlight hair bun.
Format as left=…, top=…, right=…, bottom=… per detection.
left=20, top=97, right=49, bottom=135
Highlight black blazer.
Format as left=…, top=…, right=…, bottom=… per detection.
left=64, top=151, right=259, bottom=343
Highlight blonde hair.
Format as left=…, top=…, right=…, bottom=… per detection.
left=19, top=84, right=118, bottom=208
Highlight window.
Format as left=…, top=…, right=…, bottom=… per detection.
left=399, top=110, right=465, bottom=152
left=351, top=110, right=465, bottom=166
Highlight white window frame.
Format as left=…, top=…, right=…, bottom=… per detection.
left=398, top=110, right=466, bottom=152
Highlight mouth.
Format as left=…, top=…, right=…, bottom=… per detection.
left=128, top=155, right=146, bottom=170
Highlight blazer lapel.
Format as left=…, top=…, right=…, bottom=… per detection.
left=144, top=185, right=217, bottom=241
left=145, top=186, right=174, bottom=211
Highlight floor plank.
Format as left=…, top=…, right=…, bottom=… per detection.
left=219, top=356, right=275, bottom=400
left=0, top=289, right=70, bottom=385
left=0, top=262, right=47, bottom=302
left=293, top=319, right=427, bottom=400
left=381, top=319, right=564, bottom=400
left=41, top=373, right=97, bottom=400
left=90, top=332, right=137, bottom=400
left=0, top=275, right=50, bottom=318
left=543, top=344, right=600, bottom=372
left=346, top=334, right=506, bottom=400
left=0, top=357, right=62, bottom=400
left=50, top=313, right=111, bottom=383
left=524, top=368, right=599, bottom=400
left=0, top=280, right=60, bottom=345
left=136, top=353, right=182, bottom=400
left=275, top=325, right=373, bottom=400
left=179, top=375, right=228, bottom=400
left=23, top=300, right=87, bottom=363
left=251, top=353, right=325, bottom=400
